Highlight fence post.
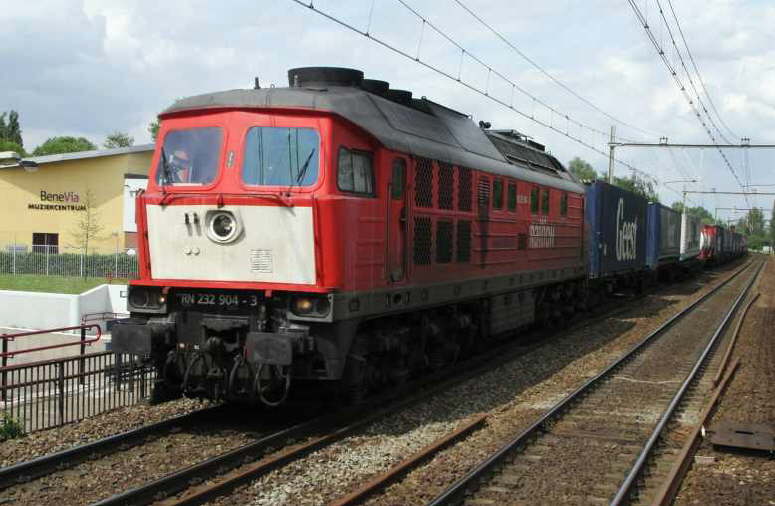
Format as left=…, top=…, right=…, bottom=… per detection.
left=1, top=335, right=7, bottom=402
left=11, top=240, right=16, bottom=275
left=115, top=353, right=123, bottom=389
left=45, top=245, right=50, bottom=276
left=79, top=327, right=86, bottom=385
left=58, top=361, right=65, bottom=426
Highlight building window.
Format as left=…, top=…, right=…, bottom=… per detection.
left=530, top=187, right=539, bottom=214
left=507, top=182, right=517, bottom=211
left=541, top=189, right=550, bottom=214
left=338, top=147, right=375, bottom=196
left=32, top=233, right=59, bottom=254
left=560, top=192, right=568, bottom=216
left=493, top=179, right=503, bottom=209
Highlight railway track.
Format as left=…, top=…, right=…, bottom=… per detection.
left=88, top=263, right=749, bottom=506
left=0, top=405, right=226, bottom=491
left=0, top=261, right=749, bottom=506
left=426, top=259, right=764, bottom=506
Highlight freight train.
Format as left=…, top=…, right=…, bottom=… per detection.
left=112, top=67, right=746, bottom=405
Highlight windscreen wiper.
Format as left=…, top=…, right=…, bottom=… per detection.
left=160, top=147, right=174, bottom=187
left=294, top=148, right=316, bottom=186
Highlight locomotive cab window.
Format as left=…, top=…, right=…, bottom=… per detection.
left=338, top=147, right=375, bottom=195
left=507, top=182, right=517, bottom=211
left=493, top=179, right=503, bottom=209
left=560, top=192, right=568, bottom=216
left=242, top=127, right=319, bottom=187
left=157, top=127, right=223, bottom=186
left=530, top=186, right=539, bottom=214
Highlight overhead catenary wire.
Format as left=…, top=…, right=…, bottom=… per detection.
left=627, top=0, right=749, bottom=205
left=653, top=0, right=733, bottom=146
left=450, top=0, right=658, bottom=141
left=289, top=0, right=659, bottom=184
left=392, top=0, right=619, bottom=142
left=665, top=0, right=739, bottom=142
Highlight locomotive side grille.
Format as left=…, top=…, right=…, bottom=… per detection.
left=438, top=162, right=454, bottom=210
left=415, top=157, right=433, bottom=208
left=477, top=177, right=491, bottom=218
left=413, top=217, right=432, bottom=265
left=458, top=167, right=472, bottom=212
left=436, top=220, right=454, bottom=263
left=457, top=220, right=472, bottom=262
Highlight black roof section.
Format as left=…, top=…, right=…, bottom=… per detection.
left=163, top=68, right=582, bottom=193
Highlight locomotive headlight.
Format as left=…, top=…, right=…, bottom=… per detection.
left=129, top=287, right=150, bottom=308
left=128, top=286, right=166, bottom=311
left=314, top=298, right=331, bottom=316
left=290, top=295, right=332, bottom=318
left=205, top=210, right=241, bottom=244
left=212, top=213, right=234, bottom=238
left=293, top=297, right=314, bottom=315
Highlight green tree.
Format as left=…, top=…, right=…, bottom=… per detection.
left=0, top=110, right=24, bottom=149
left=747, top=207, right=765, bottom=236
left=670, top=202, right=716, bottom=224
left=614, top=174, right=659, bottom=202
left=32, top=136, right=97, bottom=156
left=770, top=202, right=775, bottom=246
left=103, top=131, right=134, bottom=149
left=0, top=139, right=26, bottom=157
left=69, top=189, right=104, bottom=256
left=567, top=157, right=598, bottom=181
left=148, top=119, right=160, bottom=142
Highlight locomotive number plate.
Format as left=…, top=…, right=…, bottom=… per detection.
left=176, top=292, right=259, bottom=308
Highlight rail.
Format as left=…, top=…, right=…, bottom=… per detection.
left=427, top=260, right=758, bottom=505
left=611, top=260, right=763, bottom=504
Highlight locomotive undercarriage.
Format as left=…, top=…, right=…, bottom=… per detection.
left=114, top=279, right=588, bottom=407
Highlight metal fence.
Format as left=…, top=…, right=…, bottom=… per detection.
left=0, top=243, right=138, bottom=279
left=0, top=352, right=154, bottom=432
left=0, top=325, right=153, bottom=433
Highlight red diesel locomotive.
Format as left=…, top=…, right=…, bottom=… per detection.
left=113, top=67, right=586, bottom=404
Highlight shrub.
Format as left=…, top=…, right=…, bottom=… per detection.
left=0, top=411, right=25, bottom=441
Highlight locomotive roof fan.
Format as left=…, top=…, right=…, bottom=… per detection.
left=386, top=89, right=413, bottom=106
left=288, top=67, right=364, bottom=88
left=361, top=79, right=390, bottom=97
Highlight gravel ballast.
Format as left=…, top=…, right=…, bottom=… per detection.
left=203, top=263, right=747, bottom=506
left=675, top=256, right=775, bottom=505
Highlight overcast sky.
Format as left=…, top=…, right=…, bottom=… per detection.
left=3, top=0, right=774, bottom=220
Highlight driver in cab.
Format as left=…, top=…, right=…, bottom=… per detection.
left=169, top=150, right=192, bottom=183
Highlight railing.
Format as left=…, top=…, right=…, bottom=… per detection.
left=0, top=324, right=154, bottom=433
left=0, top=352, right=154, bottom=432
left=0, top=243, right=139, bottom=279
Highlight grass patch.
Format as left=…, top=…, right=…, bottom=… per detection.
left=0, top=412, right=25, bottom=441
left=0, top=274, right=128, bottom=294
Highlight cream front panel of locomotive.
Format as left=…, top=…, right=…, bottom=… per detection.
left=146, top=204, right=316, bottom=284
